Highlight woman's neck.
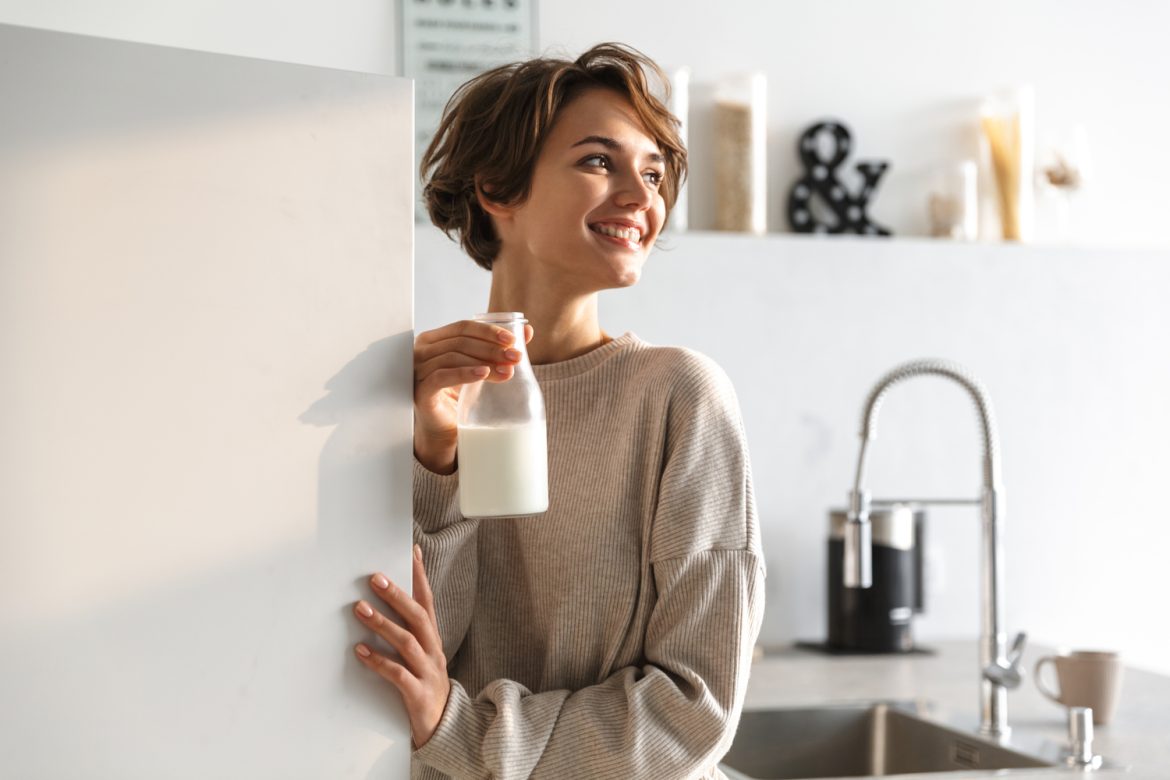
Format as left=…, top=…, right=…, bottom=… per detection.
left=487, top=268, right=611, bottom=365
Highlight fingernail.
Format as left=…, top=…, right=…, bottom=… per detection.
left=496, top=330, right=514, bottom=343
left=372, top=574, right=389, bottom=589
left=504, top=349, right=521, bottom=361
left=495, top=365, right=509, bottom=374
left=356, top=601, right=373, bottom=617
left=356, top=644, right=371, bottom=657
left=414, top=544, right=422, bottom=561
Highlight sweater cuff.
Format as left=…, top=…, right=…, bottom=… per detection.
left=411, top=678, right=485, bottom=777
left=412, top=455, right=464, bottom=533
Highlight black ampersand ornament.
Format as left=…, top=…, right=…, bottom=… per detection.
left=786, top=120, right=891, bottom=236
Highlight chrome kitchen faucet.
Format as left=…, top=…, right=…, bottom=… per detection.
left=842, top=358, right=1027, bottom=739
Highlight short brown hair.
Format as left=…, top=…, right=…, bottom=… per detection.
left=420, top=42, right=688, bottom=271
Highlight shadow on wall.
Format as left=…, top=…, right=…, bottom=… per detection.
left=303, top=329, right=417, bottom=779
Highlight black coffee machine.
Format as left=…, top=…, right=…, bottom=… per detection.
left=827, top=505, right=925, bottom=653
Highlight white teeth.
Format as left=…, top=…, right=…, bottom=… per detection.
left=592, top=223, right=641, bottom=243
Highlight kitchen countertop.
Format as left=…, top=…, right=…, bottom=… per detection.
left=729, top=640, right=1169, bottom=780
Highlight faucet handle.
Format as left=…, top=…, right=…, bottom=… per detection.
left=984, top=631, right=1028, bottom=689
left=1007, top=631, right=1028, bottom=666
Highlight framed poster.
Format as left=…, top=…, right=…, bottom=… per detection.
left=401, top=0, right=538, bottom=221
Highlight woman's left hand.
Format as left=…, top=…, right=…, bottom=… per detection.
left=354, top=544, right=451, bottom=750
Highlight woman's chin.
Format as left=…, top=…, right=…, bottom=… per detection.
left=592, top=258, right=641, bottom=289
left=602, top=250, right=646, bottom=288
left=559, top=245, right=645, bottom=291
left=612, top=266, right=641, bottom=287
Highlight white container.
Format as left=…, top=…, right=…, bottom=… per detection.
left=928, top=160, right=979, bottom=240
left=455, top=312, right=548, bottom=518
left=654, top=65, right=690, bottom=233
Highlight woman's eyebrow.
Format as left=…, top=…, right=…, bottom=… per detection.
left=571, top=135, right=665, bottom=164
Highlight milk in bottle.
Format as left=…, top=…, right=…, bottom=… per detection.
left=456, top=312, right=549, bottom=518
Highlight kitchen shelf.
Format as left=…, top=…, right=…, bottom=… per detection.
left=656, top=229, right=1168, bottom=256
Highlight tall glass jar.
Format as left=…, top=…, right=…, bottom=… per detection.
left=979, top=85, right=1034, bottom=241
left=455, top=312, right=548, bottom=518
left=714, top=71, right=767, bottom=235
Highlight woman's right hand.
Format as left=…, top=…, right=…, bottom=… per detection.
left=413, top=319, right=535, bottom=474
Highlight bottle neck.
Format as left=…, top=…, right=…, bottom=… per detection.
left=502, top=320, right=528, bottom=355
left=509, top=323, right=534, bottom=376
left=474, top=314, right=530, bottom=366
left=474, top=312, right=527, bottom=347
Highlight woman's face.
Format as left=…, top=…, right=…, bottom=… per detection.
left=490, top=87, right=669, bottom=292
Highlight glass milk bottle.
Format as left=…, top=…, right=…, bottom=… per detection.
left=456, top=312, right=548, bottom=518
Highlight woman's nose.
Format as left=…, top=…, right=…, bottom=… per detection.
left=614, top=169, right=655, bottom=210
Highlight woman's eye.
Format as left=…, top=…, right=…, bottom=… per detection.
left=581, top=155, right=663, bottom=187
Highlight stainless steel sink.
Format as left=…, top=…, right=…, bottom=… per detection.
left=719, top=702, right=1057, bottom=779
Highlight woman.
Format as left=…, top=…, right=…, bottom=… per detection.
left=351, top=43, right=765, bottom=779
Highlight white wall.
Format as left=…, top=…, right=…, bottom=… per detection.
left=0, top=23, right=414, bottom=778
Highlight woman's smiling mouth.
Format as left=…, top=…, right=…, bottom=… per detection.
left=589, top=222, right=644, bottom=250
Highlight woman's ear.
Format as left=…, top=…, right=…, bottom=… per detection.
left=474, top=177, right=514, bottom=220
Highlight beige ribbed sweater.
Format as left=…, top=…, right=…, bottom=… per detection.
left=410, top=332, right=766, bottom=780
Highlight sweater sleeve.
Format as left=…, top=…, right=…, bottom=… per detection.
left=411, top=351, right=767, bottom=780
left=412, top=456, right=480, bottom=667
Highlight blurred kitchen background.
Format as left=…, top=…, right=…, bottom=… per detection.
left=4, top=0, right=1166, bottom=684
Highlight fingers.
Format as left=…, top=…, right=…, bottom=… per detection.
left=415, top=319, right=515, bottom=350
left=351, top=551, right=451, bottom=743
left=353, top=597, right=432, bottom=670
left=412, top=320, right=533, bottom=404
left=366, top=572, right=441, bottom=656
left=415, top=343, right=521, bottom=383
left=354, top=642, right=421, bottom=699
left=414, top=332, right=524, bottom=399
left=413, top=320, right=535, bottom=367
left=415, top=334, right=520, bottom=368
left=414, top=361, right=488, bottom=396
left=353, top=555, right=447, bottom=695
left=414, top=363, right=511, bottom=403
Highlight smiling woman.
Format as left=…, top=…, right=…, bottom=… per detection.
left=420, top=43, right=686, bottom=274
left=351, top=43, right=766, bottom=780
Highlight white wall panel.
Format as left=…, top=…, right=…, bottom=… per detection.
left=0, top=24, right=414, bottom=777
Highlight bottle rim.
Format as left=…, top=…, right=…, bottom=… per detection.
left=473, top=312, right=527, bottom=323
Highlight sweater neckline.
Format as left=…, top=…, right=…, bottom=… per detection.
left=531, top=331, right=640, bottom=382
